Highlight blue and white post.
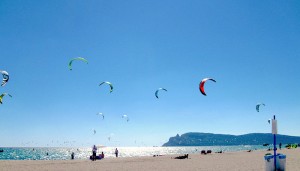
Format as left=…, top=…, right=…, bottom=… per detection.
left=272, top=115, right=277, bottom=170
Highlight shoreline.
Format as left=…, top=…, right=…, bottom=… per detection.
left=0, top=145, right=272, bottom=160
left=1, top=148, right=299, bottom=171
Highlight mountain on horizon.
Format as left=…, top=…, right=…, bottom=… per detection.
left=162, top=132, right=300, bottom=146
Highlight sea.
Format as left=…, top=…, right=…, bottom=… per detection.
left=0, top=145, right=271, bottom=160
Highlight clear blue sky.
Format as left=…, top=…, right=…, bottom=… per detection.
left=0, top=0, right=299, bottom=147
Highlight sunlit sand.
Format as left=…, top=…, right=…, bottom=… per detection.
left=0, top=148, right=299, bottom=171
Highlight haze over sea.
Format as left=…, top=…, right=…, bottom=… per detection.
left=0, top=146, right=269, bottom=160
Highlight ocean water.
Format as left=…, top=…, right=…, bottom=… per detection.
left=0, top=145, right=270, bottom=160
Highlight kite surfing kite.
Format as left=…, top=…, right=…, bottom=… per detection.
left=108, top=133, right=114, bottom=141
left=199, top=78, right=216, bottom=96
left=97, top=113, right=104, bottom=120
left=122, top=115, right=129, bottom=122
left=0, top=70, right=9, bottom=86
left=256, top=103, right=265, bottom=112
left=99, top=81, right=113, bottom=93
left=268, top=119, right=271, bottom=124
left=0, top=93, right=12, bottom=104
left=68, top=57, right=88, bottom=70
left=92, top=129, right=96, bottom=135
left=155, top=88, right=167, bottom=99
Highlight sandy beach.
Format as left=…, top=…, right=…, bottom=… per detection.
left=0, top=148, right=299, bottom=171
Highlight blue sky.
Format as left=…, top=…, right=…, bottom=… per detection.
left=0, top=0, right=299, bottom=147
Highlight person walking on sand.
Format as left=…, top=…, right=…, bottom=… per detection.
left=115, top=148, right=119, bottom=158
left=92, top=145, right=97, bottom=161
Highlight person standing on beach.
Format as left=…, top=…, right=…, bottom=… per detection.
left=279, top=143, right=282, bottom=150
left=92, top=145, right=97, bottom=161
left=71, top=152, right=75, bottom=160
left=115, top=148, right=118, bottom=158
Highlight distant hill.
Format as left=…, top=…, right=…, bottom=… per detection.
left=162, top=132, right=300, bottom=146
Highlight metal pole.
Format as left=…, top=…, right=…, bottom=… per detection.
left=273, top=115, right=276, bottom=171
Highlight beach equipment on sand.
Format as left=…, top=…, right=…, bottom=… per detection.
left=173, top=154, right=188, bottom=159
left=264, top=115, right=286, bottom=171
left=272, top=115, right=278, bottom=170
left=264, top=154, right=286, bottom=171
left=285, top=144, right=297, bottom=149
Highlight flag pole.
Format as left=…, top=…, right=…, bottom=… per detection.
left=273, top=115, right=277, bottom=170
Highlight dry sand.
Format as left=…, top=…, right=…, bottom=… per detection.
left=0, top=148, right=299, bottom=171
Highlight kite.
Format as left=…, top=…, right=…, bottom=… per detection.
left=68, top=57, right=88, bottom=70
left=0, top=70, right=9, bottom=86
left=108, top=133, right=114, bottom=141
left=256, top=103, right=265, bottom=112
left=99, top=81, right=113, bottom=93
left=199, top=78, right=216, bottom=96
left=122, top=115, right=129, bottom=122
left=97, top=113, right=104, bottom=120
left=0, top=93, right=12, bottom=104
left=155, top=88, right=167, bottom=99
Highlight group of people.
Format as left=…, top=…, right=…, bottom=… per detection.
left=67, top=145, right=120, bottom=161
left=267, top=143, right=282, bottom=151
left=91, top=145, right=105, bottom=161
left=91, top=145, right=119, bottom=161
